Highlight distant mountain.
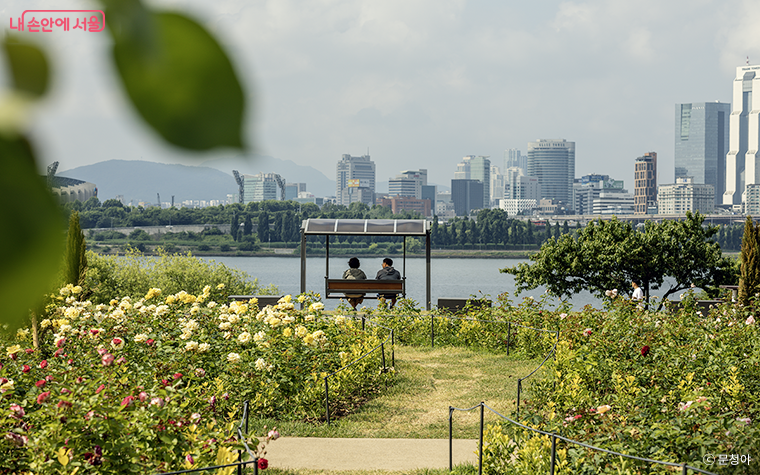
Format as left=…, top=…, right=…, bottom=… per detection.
left=201, top=154, right=336, bottom=197
left=59, top=160, right=237, bottom=205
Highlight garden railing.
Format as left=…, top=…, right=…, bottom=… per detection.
left=362, top=311, right=560, bottom=419
left=158, top=401, right=263, bottom=475
left=323, top=315, right=395, bottom=424
left=448, top=402, right=719, bottom=475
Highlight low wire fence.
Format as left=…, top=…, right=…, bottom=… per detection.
left=158, top=401, right=260, bottom=475
left=323, top=315, right=395, bottom=424
left=448, top=402, right=719, bottom=475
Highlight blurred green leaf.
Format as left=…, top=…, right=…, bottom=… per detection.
left=111, top=11, right=246, bottom=151
left=2, top=35, right=49, bottom=97
left=0, top=134, right=65, bottom=330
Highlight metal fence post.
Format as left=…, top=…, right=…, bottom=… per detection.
left=362, top=315, right=365, bottom=331
left=549, top=433, right=557, bottom=475
left=431, top=315, right=435, bottom=347
left=381, top=343, right=386, bottom=371
left=506, top=322, right=512, bottom=356
left=391, top=329, right=395, bottom=368
left=479, top=402, right=484, bottom=475
left=449, top=406, right=454, bottom=472
left=324, top=377, right=330, bottom=425
left=516, top=379, right=522, bottom=419
left=253, top=460, right=259, bottom=475
left=682, top=464, right=688, bottom=475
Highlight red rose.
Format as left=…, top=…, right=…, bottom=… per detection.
left=146, top=339, right=155, bottom=346
left=35, top=380, right=46, bottom=388
left=257, top=458, right=268, bottom=470
left=40, top=360, right=48, bottom=369
left=641, top=345, right=650, bottom=356
left=57, top=400, right=72, bottom=409
left=37, top=391, right=51, bottom=404
left=22, top=365, right=30, bottom=373
left=25, top=348, right=34, bottom=354
left=173, top=373, right=183, bottom=380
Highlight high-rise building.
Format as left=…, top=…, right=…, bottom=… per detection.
left=454, top=156, right=490, bottom=208
left=725, top=64, right=760, bottom=206
left=675, top=102, right=730, bottom=205
left=389, top=169, right=427, bottom=198
left=451, top=179, right=484, bottom=216
left=242, top=173, right=281, bottom=203
left=658, top=177, right=715, bottom=215
left=285, top=183, right=306, bottom=201
left=490, top=165, right=506, bottom=203
left=634, top=152, right=657, bottom=214
left=336, top=154, right=376, bottom=206
left=527, top=139, right=575, bottom=204
left=573, top=176, right=627, bottom=215
left=505, top=149, right=527, bottom=172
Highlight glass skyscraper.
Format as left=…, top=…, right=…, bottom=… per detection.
left=527, top=139, right=575, bottom=204
left=675, top=102, right=730, bottom=205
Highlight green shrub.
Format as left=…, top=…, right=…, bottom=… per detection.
left=83, top=249, right=277, bottom=303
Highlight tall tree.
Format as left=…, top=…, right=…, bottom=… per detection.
left=503, top=212, right=736, bottom=311
left=63, top=211, right=87, bottom=286
left=230, top=212, right=240, bottom=241
left=739, top=216, right=760, bottom=306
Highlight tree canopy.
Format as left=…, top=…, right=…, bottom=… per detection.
left=502, top=212, right=737, bottom=310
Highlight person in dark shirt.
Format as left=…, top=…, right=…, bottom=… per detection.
left=342, top=257, right=366, bottom=310
left=376, top=257, right=401, bottom=308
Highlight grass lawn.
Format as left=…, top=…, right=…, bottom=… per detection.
left=250, top=345, right=540, bottom=439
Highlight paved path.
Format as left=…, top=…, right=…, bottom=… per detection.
left=265, top=437, right=479, bottom=471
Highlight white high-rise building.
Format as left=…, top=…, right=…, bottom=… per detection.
left=724, top=63, right=760, bottom=206
left=336, top=154, right=376, bottom=206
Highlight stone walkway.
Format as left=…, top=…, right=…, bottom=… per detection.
left=265, top=437, right=479, bottom=471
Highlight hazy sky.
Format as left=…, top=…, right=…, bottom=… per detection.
left=3, top=0, right=760, bottom=191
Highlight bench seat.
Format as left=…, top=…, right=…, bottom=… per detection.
left=325, top=278, right=405, bottom=299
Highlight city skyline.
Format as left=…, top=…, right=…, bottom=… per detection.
left=7, top=0, right=759, bottom=193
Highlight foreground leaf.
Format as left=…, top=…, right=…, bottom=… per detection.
left=111, top=10, right=246, bottom=150
left=0, top=134, right=65, bottom=330
left=2, top=35, right=49, bottom=97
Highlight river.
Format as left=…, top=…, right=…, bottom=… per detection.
left=200, top=256, right=666, bottom=310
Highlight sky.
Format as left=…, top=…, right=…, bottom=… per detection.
left=2, top=0, right=760, bottom=193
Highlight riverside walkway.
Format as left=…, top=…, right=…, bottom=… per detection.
left=266, top=437, right=479, bottom=471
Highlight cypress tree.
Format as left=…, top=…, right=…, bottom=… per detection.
left=63, top=211, right=87, bottom=286
left=739, top=216, right=760, bottom=306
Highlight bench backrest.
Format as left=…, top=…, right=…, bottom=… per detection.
left=326, top=278, right=405, bottom=294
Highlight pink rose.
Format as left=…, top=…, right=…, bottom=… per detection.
left=35, top=380, right=46, bottom=388
left=185, top=454, right=195, bottom=465
left=55, top=337, right=66, bottom=348
left=101, top=354, right=114, bottom=366
left=57, top=400, right=72, bottom=409
left=173, top=373, right=183, bottom=380
left=138, top=391, right=149, bottom=402
left=120, top=396, right=135, bottom=407
left=95, top=384, right=105, bottom=394
left=37, top=391, right=51, bottom=404
left=97, top=348, right=107, bottom=356
left=61, top=388, right=72, bottom=395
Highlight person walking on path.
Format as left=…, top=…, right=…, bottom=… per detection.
left=342, top=257, right=366, bottom=310
left=632, top=279, right=644, bottom=300
left=376, top=257, right=401, bottom=309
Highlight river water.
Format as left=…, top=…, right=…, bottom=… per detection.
left=201, top=256, right=625, bottom=310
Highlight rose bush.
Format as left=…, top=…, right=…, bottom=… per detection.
left=0, top=288, right=392, bottom=473
left=483, top=291, right=760, bottom=474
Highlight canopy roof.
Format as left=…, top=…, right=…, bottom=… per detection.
left=301, top=219, right=429, bottom=236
